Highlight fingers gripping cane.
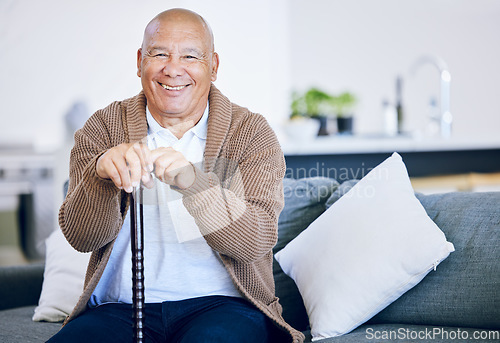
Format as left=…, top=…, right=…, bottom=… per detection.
left=130, top=185, right=144, bottom=343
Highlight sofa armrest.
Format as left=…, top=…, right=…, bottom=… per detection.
left=0, top=263, right=44, bottom=310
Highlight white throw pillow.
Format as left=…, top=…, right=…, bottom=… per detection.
left=275, top=152, right=455, bottom=340
left=33, top=228, right=90, bottom=322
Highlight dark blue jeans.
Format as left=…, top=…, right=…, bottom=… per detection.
left=47, top=296, right=278, bottom=343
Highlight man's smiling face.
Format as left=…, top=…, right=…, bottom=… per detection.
left=137, top=12, right=219, bottom=127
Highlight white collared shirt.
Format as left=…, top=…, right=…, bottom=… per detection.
left=146, top=102, right=208, bottom=149
left=89, top=103, right=241, bottom=306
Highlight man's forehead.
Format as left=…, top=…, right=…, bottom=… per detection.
left=143, top=11, right=214, bottom=50
left=144, top=30, right=210, bottom=52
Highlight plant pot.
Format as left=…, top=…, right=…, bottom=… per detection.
left=284, top=118, right=320, bottom=141
left=337, top=117, right=354, bottom=135
left=316, top=117, right=330, bottom=136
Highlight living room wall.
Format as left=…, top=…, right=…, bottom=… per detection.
left=0, top=0, right=290, bottom=151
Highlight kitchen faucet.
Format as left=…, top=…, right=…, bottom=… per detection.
left=410, top=55, right=452, bottom=138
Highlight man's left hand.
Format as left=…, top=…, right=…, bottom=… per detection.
left=151, top=147, right=196, bottom=189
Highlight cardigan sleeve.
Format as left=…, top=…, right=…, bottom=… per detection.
left=177, top=115, right=285, bottom=263
left=58, top=108, right=126, bottom=253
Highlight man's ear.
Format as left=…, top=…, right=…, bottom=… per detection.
left=137, top=48, right=143, bottom=77
left=211, top=52, right=220, bottom=82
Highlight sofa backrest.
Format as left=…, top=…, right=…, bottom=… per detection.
left=0, top=263, right=45, bottom=310
left=370, top=191, right=500, bottom=330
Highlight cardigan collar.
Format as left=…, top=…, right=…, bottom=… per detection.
left=205, top=84, right=232, bottom=172
left=122, top=90, right=148, bottom=144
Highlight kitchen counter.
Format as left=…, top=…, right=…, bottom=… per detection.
left=281, top=134, right=500, bottom=181
left=281, top=134, right=500, bottom=155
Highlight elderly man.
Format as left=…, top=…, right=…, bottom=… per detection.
left=48, top=8, right=303, bottom=343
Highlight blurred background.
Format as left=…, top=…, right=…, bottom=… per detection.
left=1, top=0, right=499, bottom=265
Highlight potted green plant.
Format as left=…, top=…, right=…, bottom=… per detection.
left=330, top=92, right=358, bottom=135
left=290, top=88, right=336, bottom=136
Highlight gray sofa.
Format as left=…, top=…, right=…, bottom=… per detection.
left=1, top=177, right=499, bottom=342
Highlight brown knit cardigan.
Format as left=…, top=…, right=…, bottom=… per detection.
left=59, top=84, right=304, bottom=343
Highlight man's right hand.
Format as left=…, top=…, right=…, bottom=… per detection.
left=96, top=142, right=154, bottom=193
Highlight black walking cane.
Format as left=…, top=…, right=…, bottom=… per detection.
left=130, top=185, right=145, bottom=343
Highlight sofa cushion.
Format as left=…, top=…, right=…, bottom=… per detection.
left=0, top=306, right=61, bottom=342
left=369, top=191, right=500, bottom=330
left=276, top=177, right=340, bottom=252
left=275, top=153, right=455, bottom=340
left=274, top=177, right=339, bottom=331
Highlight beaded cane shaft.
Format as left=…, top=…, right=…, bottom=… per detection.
left=130, top=186, right=145, bottom=343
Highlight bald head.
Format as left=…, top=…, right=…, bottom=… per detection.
left=142, top=8, right=214, bottom=52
